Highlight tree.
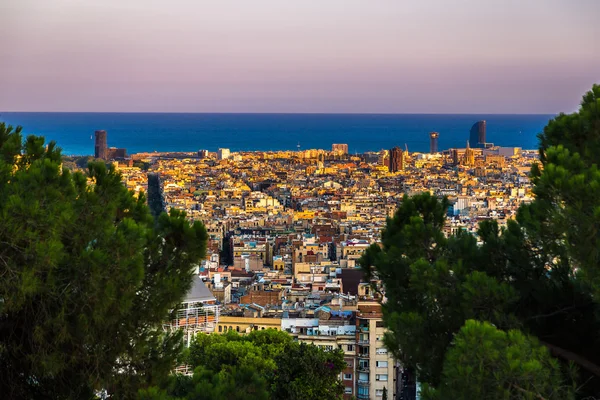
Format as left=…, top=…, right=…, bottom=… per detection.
left=141, top=329, right=346, bottom=400
left=270, top=341, right=346, bottom=400
left=360, top=85, right=600, bottom=398
left=0, top=123, right=208, bottom=399
left=422, top=320, right=574, bottom=400
left=360, top=192, right=519, bottom=385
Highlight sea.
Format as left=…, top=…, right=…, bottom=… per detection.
left=0, top=112, right=554, bottom=156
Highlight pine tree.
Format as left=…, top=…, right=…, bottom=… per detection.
left=360, top=85, right=600, bottom=398
left=0, top=123, right=208, bottom=399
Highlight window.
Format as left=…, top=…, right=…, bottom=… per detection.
left=347, top=344, right=354, bottom=352
left=358, top=372, right=369, bottom=382
left=325, top=345, right=333, bottom=351
left=358, top=386, right=369, bottom=397
left=343, top=373, right=352, bottom=380
left=376, top=374, right=388, bottom=381
left=376, top=321, right=384, bottom=327
left=376, top=347, right=388, bottom=355
left=376, top=361, right=388, bottom=368
left=344, top=387, right=353, bottom=394
left=376, top=389, right=384, bottom=397
left=236, top=326, right=240, bottom=332
left=218, top=326, right=222, bottom=333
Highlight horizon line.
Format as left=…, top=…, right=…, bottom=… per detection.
left=1, top=110, right=558, bottom=116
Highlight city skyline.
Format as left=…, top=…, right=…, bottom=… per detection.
left=1, top=0, right=599, bottom=114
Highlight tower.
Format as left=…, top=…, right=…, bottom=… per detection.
left=94, top=130, right=108, bottom=160
left=464, top=140, right=475, bottom=166
left=389, top=147, right=404, bottom=172
left=429, top=132, right=439, bottom=154
left=469, top=120, right=486, bottom=148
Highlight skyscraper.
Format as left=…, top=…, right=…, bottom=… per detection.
left=469, top=120, right=486, bottom=148
left=429, top=132, right=439, bottom=154
left=94, top=130, right=108, bottom=159
left=389, top=147, right=403, bottom=172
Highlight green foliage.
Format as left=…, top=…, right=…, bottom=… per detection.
left=270, top=342, right=346, bottom=400
left=361, top=192, right=519, bottom=384
left=0, top=123, right=208, bottom=399
left=361, top=85, right=600, bottom=398
left=422, top=320, right=574, bottom=400
left=142, top=329, right=345, bottom=400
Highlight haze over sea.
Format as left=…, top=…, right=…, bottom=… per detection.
left=0, top=113, right=553, bottom=156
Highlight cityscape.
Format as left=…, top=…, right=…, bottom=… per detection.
left=2, top=0, right=599, bottom=399
left=91, top=119, right=535, bottom=399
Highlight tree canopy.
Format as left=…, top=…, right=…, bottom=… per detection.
left=140, top=329, right=346, bottom=400
left=360, top=84, right=600, bottom=399
left=0, top=123, right=208, bottom=399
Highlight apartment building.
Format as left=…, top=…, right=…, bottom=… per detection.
left=356, top=301, right=398, bottom=400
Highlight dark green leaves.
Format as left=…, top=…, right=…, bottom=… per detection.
left=0, top=123, right=208, bottom=399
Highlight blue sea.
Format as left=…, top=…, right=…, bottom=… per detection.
left=0, top=113, right=554, bottom=156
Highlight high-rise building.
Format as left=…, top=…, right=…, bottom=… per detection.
left=469, top=120, right=486, bottom=148
left=429, top=132, right=439, bottom=154
left=94, top=130, right=108, bottom=160
left=332, top=143, right=349, bottom=155
left=217, top=148, right=231, bottom=160
left=356, top=301, right=401, bottom=400
left=389, top=147, right=403, bottom=172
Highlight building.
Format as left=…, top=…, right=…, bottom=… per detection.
left=469, top=120, right=486, bottom=148
left=94, top=130, right=108, bottom=159
left=291, top=310, right=358, bottom=399
left=463, top=141, right=475, bottom=166
left=167, top=275, right=220, bottom=346
left=429, top=132, right=439, bottom=154
left=198, top=149, right=210, bottom=159
left=356, top=302, right=399, bottom=400
left=240, top=289, right=284, bottom=306
left=217, top=315, right=282, bottom=333
left=389, top=147, right=404, bottom=173
left=332, top=143, right=349, bottom=155
left=217, top=148, right=231, bottom=160
left=107, top=147, right=127, bottom=159
left=206, top=273, right=232, bottom=304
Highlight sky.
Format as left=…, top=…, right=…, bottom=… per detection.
left=1, top=0, right=599, bottom=114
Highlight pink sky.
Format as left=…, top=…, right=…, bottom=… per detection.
left=1, top=0, right=598, bottom=113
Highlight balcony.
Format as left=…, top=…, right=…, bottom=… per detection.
left=357, top=379, right=370, bottom=386
left=358, top=339, right=370, bottom=346
left=168, top=304, right=220, bottom=333
left=358, top=353, right=370, bottom=359
left=359, top=325, right=369, bottom=332
left=356, top=394, right=370, bottom=400
left=357, top=365, right=370, bottom=373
